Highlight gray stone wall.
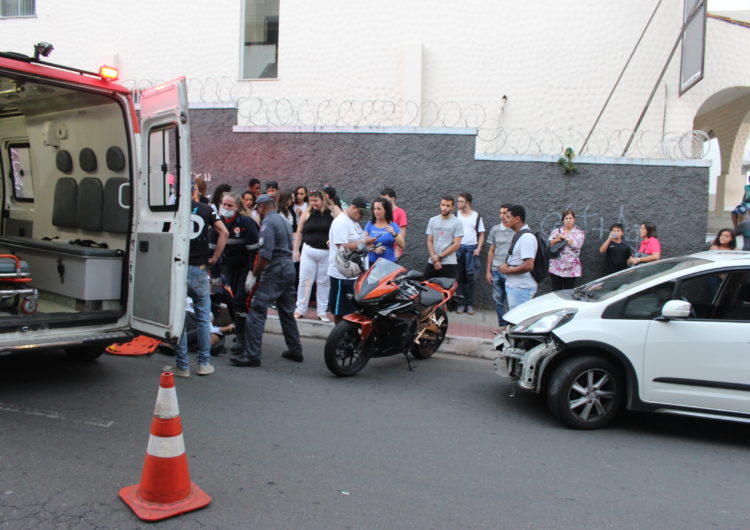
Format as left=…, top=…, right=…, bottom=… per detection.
left=190, top=108, right=709, bottom=310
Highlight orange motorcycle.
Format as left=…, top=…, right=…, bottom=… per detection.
left=324, top=255, right=456, bottom=377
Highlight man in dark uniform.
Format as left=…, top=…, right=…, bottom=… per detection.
left=167, top=198, right=228, bottom=377
left=231, top=194, right=303, bottom=367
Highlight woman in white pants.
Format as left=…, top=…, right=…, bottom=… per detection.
left=293, top=190, right=334, bottom=322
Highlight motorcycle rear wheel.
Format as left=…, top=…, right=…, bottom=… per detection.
left=324, top=321, right=372, bottom=377
left=411, top=306, right=448, bottom=359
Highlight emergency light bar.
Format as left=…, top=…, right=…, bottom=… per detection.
left=98, top=65, right=119, bottom=81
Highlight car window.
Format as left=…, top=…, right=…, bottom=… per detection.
left=573, top=257, right=709, bottom=302
left=620, top=282, right=675, bottom=319
left=674, top=272, right=727, bottom=319
left=714, top=270, right=750, bottom=321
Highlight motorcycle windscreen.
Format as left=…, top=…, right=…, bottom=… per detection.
left=355, top=258, right=406, bottom=301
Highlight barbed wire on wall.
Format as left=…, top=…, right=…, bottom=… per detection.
left=122, top=77, right=710, bottom=160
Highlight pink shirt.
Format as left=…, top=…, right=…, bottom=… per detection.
left=392, top=207, right=407, bottom=258
left=393, top=206, right=408, bottom=228
left=639, top=237, right=661, bottom=256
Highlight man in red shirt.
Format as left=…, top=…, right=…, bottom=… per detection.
left=381, top=187, right=407, bottom=260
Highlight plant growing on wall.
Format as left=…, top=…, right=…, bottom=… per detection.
left=557, top=147, right=577, bottom=175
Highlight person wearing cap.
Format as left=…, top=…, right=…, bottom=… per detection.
left=327, top=197, right=377, bottom=324
left=231, top=193, right=303, bottom=367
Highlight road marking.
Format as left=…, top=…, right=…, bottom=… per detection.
left=0, top=402, right=114, bottom=428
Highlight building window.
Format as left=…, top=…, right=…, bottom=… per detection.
left=0, top=0, right=36, bottom=18
left=241, top=0, right=279, bottom=79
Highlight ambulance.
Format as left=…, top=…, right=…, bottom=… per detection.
left=0, top=44, right=190, bottom=360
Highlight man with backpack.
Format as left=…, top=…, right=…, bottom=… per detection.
left=500, top=204, right=540, bottom=309
left=454, top=192, right=485, bottom=315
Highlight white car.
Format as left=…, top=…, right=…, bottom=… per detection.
left=494, top=251, right=750, bottom=429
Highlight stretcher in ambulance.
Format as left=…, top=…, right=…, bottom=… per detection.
left=0, top=44, right=190, bottom=360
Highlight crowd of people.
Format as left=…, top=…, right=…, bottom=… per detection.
left=169, top=175, right=739, bottom=375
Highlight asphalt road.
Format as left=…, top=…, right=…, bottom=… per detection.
left=1, top=336, right=749, bottom=529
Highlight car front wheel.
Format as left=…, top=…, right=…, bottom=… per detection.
left=547, top=355, right=624, bottom=429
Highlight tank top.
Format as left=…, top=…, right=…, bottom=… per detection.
left=303, top=209, right=334, bottom=250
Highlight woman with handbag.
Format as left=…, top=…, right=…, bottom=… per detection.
left=548, top=209, right=585, bottom=290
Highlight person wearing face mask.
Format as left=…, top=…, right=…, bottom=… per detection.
left=213, top=191, right=259, bottom=354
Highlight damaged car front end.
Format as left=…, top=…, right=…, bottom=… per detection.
left=493, top=308, right=577, bottom=392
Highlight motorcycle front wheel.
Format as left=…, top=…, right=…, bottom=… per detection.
left=324, top=321, right=373, bottom=377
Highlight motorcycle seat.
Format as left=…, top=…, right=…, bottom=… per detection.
left=426, top=277, right=455, bottom=290
left=419, top=288, right=443, bottom=307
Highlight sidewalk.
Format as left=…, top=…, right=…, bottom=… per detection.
left=265, top=306, right=498, bottom=360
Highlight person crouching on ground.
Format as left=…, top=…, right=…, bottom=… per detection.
left=231, top=194, right=303, bottom=367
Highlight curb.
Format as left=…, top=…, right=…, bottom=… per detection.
left=264, top=314, right=496, bottom=360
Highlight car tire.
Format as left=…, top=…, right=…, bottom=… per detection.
left=547, top=355, right=624, bottom=429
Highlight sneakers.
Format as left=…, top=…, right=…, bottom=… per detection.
left=317, top=315, right=331, bottom=323
left=163, top=365, right=190, bottom=378
left=196, top=363, right=215, bottom=376
left=466, top=305, right=475, bottom=315
left=456, top=305, right=465, bottom=314
left=281, top=350, right=304, bottom=363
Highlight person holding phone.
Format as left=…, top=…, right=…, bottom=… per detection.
left=628, top=222, right=661, bottom=266
left=599, top=223, right=632, bottom=274
left=364, top=198, right=404, bottom=263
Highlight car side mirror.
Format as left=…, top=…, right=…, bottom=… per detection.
left=405, top=270, right=423, bottom=281
left=660, top=300, right=691, bottom=320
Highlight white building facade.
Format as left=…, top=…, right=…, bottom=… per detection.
left=2, top=0, right=749, bottom=219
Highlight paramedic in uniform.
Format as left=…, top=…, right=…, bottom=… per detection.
left=231, top=194, right=303, bottom=367
left=168, top=198, right=228, bottom=377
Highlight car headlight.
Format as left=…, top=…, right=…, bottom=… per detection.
left=510, top=308, right=577, bottom=334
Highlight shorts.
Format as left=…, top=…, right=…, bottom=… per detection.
left=733, top=202, right=750, bottom=215
left=329, top=277, right=357, bottom=316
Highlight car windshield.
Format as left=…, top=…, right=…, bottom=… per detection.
left=572, top=257, right=710, bottom=302
left=357, top=258, right=406, bottom=298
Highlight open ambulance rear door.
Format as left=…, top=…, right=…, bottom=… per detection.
left=128, top=78, right=191, bottom=341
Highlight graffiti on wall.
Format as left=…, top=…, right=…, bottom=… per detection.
left=538, top=204, right=641, bottom=250
left=191, top=171, right=212, bottom=183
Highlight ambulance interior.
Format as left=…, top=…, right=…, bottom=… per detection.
left=0, top=72, right=140, bottom=329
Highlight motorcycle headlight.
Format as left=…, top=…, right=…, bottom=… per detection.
left=510, top=308, right=577, bottom=334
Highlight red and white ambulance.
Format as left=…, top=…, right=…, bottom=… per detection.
left=0, top=44, right=190, bottom=359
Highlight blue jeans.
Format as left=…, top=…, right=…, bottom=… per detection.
left=175, top=265, right=212, bottom=369
left=491, top=270, right=509, bottom=326
left=506, top=285, right=537, bottom=310
left=456, top=244, right=478, bottom=306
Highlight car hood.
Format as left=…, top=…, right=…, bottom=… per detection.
left=503, top=291, right=594, bottom=325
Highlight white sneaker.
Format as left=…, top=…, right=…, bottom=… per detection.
left=163, top=365, right=190, bottom=378
left=318, top=315, right=331, bottom=323
left=196, top=363, right=215, bottom=376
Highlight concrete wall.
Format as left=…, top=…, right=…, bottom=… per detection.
left=190, top=108, right=709, bottom=309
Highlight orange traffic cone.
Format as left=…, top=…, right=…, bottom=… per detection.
left=119, top=372, right=211, bottom=521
